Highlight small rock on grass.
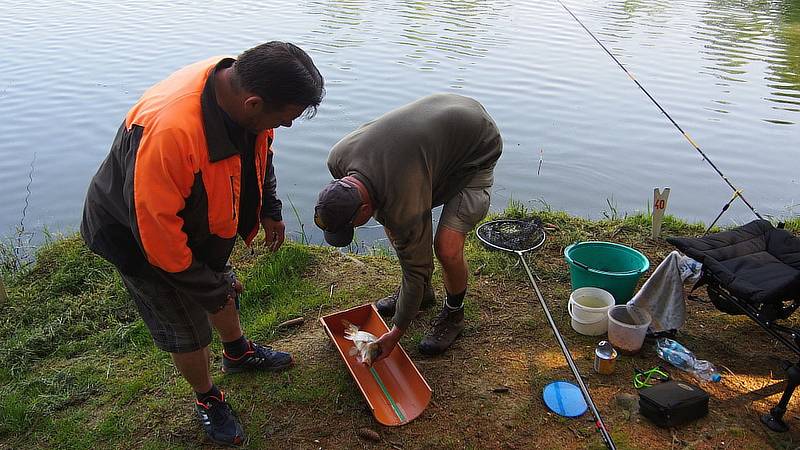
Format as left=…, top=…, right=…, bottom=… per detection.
left=357, top=428, right=381, bottom=442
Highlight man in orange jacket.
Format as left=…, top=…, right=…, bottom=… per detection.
left=81, top=42, right=324, bottom=446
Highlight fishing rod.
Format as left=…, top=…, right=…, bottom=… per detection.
left=556, top=0, right=763, bottom=222
left=705, top=190, right=741, bottom=235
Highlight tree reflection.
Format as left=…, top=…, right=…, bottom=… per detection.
left=393, top=0, right=510, bottom=68
left=304, top=0, right=369, bottom=53
left=698, top=0, right=800, bottom=117
left=773, top=0, right=799, bottom=99
left=301, top=0, right=511, bottom=74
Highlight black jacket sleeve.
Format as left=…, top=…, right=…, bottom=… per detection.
left=260, top=152, right=283, bottom=222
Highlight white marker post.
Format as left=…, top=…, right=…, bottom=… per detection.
left=652, top=188, right=671, bottom=239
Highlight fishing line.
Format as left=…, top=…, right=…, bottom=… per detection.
left=556, top=0, right=763, bottom=221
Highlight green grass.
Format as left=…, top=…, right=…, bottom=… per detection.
left=784, top=216, right=800, bottom=234
left=465, top=201, right=706, bottom=283
left=0, top=235, right=323, bottom=447
left=0, top=235, right=131, bottom=377
left=235, top=243, right=327, bottom=340
left=0, top=205, right=796, bottom=448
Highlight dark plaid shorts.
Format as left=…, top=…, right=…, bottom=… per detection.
left=120, top=271, right=212, bottom=353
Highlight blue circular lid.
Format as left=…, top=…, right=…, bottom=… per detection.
left=542, top=381, right=588, bottom=418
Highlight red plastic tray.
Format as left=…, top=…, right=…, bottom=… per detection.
left=320, top=303, right=432, bottom=426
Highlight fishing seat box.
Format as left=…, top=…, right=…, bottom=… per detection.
left=638, top=381, right=709, bottom=428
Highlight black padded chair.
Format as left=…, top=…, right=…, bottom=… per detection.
left=668, top=220, right=800, bottom=432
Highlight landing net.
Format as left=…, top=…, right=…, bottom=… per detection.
left=476, top=219, right=546, bottom=253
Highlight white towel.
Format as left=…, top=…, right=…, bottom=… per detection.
left=627, top=251, right=702, bottom=332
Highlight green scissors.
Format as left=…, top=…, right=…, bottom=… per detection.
left=633, top=366, right=670, bottom=389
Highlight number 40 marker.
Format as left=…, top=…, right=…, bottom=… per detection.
left=652, top=188, right=670, bottom=239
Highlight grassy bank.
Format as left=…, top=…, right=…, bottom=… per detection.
left=0, top=209, right=798, bottom=449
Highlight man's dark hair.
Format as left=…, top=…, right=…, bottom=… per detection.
left=233, top=41, right=325, bottom=117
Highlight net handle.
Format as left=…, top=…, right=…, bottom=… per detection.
left=517, top=254, right=615, bottom=450
left=475, top=218, right=616, bottom=450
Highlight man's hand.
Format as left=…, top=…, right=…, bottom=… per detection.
left=371, top=325, right=405, bottom=365
left=261, top=218, right=285, bottom=252
left=224, top=268, right=244, bottom=309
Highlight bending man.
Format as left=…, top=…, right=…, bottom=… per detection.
left=314, top=93, right=502, bottom=361
left=81, top=42, right=324, bottom=446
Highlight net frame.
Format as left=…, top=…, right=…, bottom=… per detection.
left=476, top=219, right=546, bottom=254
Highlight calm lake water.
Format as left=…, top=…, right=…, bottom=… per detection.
left=1, top=0, right=798, bottom=248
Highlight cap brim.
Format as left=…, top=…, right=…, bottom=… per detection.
left=324, top=227, right=355, bottom=247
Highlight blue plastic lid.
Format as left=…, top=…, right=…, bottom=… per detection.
left=542, top=381, right=588, bottom=417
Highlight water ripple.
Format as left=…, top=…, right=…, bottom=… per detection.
left=0, top=0, right=797, bottom=241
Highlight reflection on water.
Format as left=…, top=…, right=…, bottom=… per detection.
left=392, top=0, right=510, bottom=73
left=307, top=0, right=510, bottom=76
left=307, top=0, right=368, bottom=54
left=590, top=0, right=800, bottom=123
left=772, top=0, right=800, bottom=111
left=697, top=0, right=800, bottom=122
left=0, top=0, right=797, bottom=243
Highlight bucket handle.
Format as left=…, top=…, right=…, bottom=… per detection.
left=569, top=300, right=607, bottom=324
left=572, top=259, right=641, bottom=276
left=569, top=298, right=609, bottom=321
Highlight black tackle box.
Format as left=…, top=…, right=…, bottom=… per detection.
left=638, top=381, right=709, bottom=428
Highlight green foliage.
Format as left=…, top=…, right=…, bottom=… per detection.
left=465, top=200, right=706, bottom=283
left=0, top=236, right=134, bottom=377
left=224, top=364, right=355, bottom=407
left=286, top=194, right=309, bottom=245
left=0, top=360, right=104, bottom=437
left=0, top=208, right=794, bottom=448
left=0, top=392, right=28, bottom=436
left=783, top=216, right=800, bottom=234
left=235, top=243, right=325, bottom=339
left=0, top=234, right=320, bottom=446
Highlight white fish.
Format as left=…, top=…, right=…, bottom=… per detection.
left=342, top=320, right=381, bottom=366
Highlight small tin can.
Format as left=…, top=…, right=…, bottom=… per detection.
left=593, top=340, right=618, bottom=375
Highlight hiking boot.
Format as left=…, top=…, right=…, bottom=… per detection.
left=222, top=340, right=293, bottom=374
left=375, top=284, right=436, bottom=317
left=194, top=391, right=246, bottom=447
left=418, top=306, right=465, bottom=355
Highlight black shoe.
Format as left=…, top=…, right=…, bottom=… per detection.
left=194, top=391, right=246, bottom=447
left=418, top=306, right=465, bottom=356
left=375, top=284, right=436, bottom=316
left=222, top=340, right=293, bottom=374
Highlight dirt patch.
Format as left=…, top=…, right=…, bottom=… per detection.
left=212, top=234, right=800, bottom=450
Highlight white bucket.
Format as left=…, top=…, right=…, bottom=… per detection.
left=570, top=314, right=607, bottom=336
left=568, top=287, right=614, bottom=336
left=607, top=304, right=652, bottom=354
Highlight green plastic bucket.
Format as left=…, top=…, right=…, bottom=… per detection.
left=563, top=242, right=649, bottom=304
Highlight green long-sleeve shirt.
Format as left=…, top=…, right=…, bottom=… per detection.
left=327, top=93, right=503, bottom=329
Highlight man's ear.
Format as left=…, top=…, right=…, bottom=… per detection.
left=243, top=95, right=264, bottom=112
left=355, top=202, right=373, bottom=226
